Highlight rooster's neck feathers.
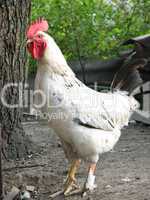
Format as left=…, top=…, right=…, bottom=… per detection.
left=38, top=33, right=74, bottom=78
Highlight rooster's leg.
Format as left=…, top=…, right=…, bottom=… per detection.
left=81, top=163, right=97, bottom=196
left=49, top=159, right=81, bottom=198
left=64, top=162, right=97, bottom=197
left=63, top=159, right=81, bottom=195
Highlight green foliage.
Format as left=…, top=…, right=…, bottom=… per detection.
left=28, top=0, right=150, bottom=73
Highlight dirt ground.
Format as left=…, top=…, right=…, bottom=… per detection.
left=3, top=122, right=150, bottom=200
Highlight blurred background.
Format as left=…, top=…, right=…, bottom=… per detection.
left=29, top=0, right=150, bottom=74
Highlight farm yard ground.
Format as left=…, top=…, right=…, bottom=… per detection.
left=3, top=122, right=150, bottom=200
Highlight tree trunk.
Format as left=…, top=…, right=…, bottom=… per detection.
left=0, top=0, right=31, bottom=159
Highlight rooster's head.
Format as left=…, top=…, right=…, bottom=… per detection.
left=26, top=18, right=49, bottom=60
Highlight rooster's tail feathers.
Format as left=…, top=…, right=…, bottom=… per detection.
left=111, top=58, right=147, bottom=95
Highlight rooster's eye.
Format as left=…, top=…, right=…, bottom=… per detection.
left=38, top=34, right=42, bottom=38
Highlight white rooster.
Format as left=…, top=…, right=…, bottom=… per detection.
left=26, top=19, right=143, bottom=197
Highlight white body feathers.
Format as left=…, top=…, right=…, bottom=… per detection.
left=34, top=33, right=139, bottom=162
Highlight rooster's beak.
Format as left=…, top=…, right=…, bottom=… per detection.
left=26, top=39, right=33, bottom=44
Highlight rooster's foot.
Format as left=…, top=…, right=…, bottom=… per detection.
left=81, top=182, right=97, bottom=197
left=63, top=177, right=79, bottom=196
left=49, top=184, right=81, bottom=199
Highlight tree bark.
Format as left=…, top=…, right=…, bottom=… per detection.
left=0, top=0, right=31, bottom=159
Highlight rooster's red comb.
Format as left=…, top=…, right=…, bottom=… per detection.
left=27, top=18, right=49, bottom=38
